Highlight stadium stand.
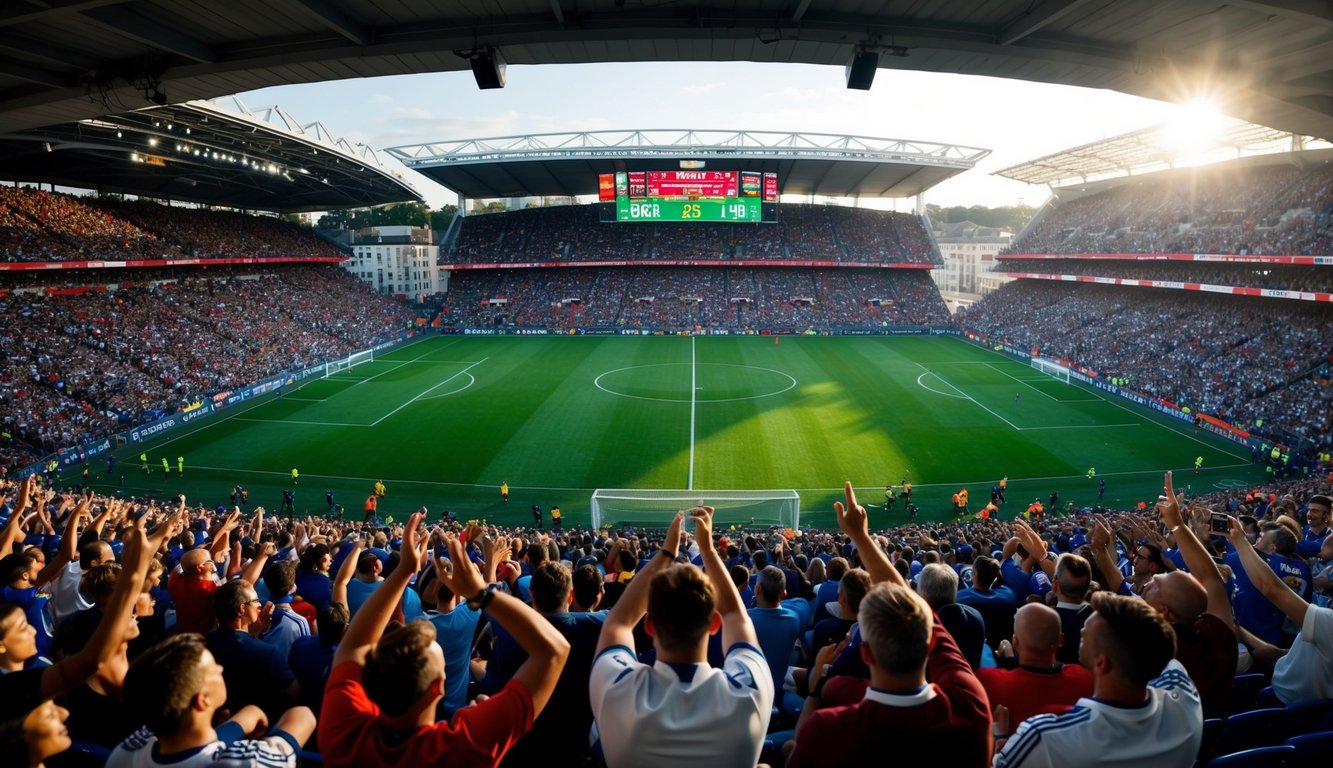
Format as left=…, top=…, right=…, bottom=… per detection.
left=0, top=187, right=347, bottom=262
left=437, top=267, right=949, bottom=331
left=1, top=468, right=1329, bottom=768
left=450, top=203, right=940, bottom=265
left=959, top=282, right=1333, bottom=447
left=0, top=266, right=415, bottom=470
left=993, top=259, right=1333, bottom=293
left=1006, top=163, right=1333, bottom=257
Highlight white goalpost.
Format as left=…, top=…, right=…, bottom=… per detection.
left=590, top=488, right=800, bottom=531
left=1030, top=356, right=1071, bottom=384
left=325, top=349, right=375, bottom=378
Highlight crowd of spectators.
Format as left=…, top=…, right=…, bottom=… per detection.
left=0, top=187, right=347, bottom=263
left=1, top=463, right=1328, bottom=767
left=995, top=258, right=1333, bottom=293
left=451, top=204, right=940, bottom=265
left=959, top=281, right=1333, bottom=444
left=1008, top=163, right=1333, bottom=256
left=0, top=266, right=416, bottom=471
left=437, top=268, right=950, bottom=331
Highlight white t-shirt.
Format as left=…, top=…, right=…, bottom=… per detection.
left=51, top=561, right=94, bottom=624
left=1272, top=604, right=1333, bottom=704
left=107, top=727, right=295, bottom=768
left=994, top=659, right=1202, bottom=768
left=589, top=642, right=774, bottom=768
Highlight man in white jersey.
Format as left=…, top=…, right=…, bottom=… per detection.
left=108, top=634, right=315, bottom=768
left=993, top=592, right=1202, bottom=768
left=589, top=507, right=774, bottom=768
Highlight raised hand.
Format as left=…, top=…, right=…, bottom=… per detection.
left=834, top=481, right=870, bottom=540
left=665, top=509, right=685, bottom=555
left=438, top=533, right=486, bottom=598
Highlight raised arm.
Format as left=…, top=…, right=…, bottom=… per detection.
left=332, top=540, right=361, bottom=609
left=35, top=494, right=88, bottom=588
left=333, top=512, right=428, bottom=667
left=596, top=511, right=684, bottom=655
left=836, top=482, right=900, bottom=587
left=0, top=476, right=36, bottom=556
left=1157, top=471, right=1232, bottom=623
left=1226, top=515, right=1308, bottom=629
left=437, top=532, right=569, bottom=715
left=1088, top=519, right=1125, bottom=595
left=1012, top=520, right=1055, bottom=579
left=243, top=541, right=277, bottom=586
left=41, top=522, right=152, bottom=700
left=693, top=506, right=758, bottom=650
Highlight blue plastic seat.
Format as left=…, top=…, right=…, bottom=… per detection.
left=1285, top=698, right=1333, bottom=734
left=1206, top=745, right=1296, bottom=768
left=1197, top=717, right=1225, bottom=765
left=1284, top=730, right=1333, bottom=768
left=1227, top=673, right=1268, bottom=715
left=1218, top=708, right=1289, bottom=755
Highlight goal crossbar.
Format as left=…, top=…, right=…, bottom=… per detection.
left=590, top=488, right=800, bottom=531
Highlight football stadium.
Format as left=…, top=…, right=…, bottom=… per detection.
left=1, top=3, right=1331, bottom=768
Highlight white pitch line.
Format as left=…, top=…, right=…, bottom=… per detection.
left=917, top=364, right=1024, bottom=431
left=983, top=362, right=1062, bottom=402
left=1023, top=423, right=1140, bottom=430
left=1075, top=382, right=1251, bottom=462
left=688, top=335, right=698, bottom=491
left=368, top=358, right=488, bottom=427
left=232, top=417, right=370, bottom=427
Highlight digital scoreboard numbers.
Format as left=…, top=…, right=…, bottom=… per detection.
left=610, top=170, right=769, bottom=222
left=617, top=198, right=762, bottom=222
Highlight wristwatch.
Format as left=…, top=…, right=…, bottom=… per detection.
left=467, top=583, right=498, bottom=611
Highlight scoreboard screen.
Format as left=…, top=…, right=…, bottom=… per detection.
left=599, top=170, right=778, bottom=222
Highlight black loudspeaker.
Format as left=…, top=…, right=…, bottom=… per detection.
left=471, top=49, right=507, bottom=90
left=845, top=50, right=879, bottom=90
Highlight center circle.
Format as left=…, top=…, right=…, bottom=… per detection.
left=594, top=363, right=797, bottom=403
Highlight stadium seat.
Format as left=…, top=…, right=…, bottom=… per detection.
left=1284, top=699, right=1333, bottom=734
left=1196, top=717, right=1225, bottom=765
left=1255, top=685, right=1282, bottom=708
left=1284, top=730, right=1333, bottom=768
left=1218, top=708, right=1289, bottom=755
left=296, top=749, right=324, bottom=766
left=1227, top=674, right=1268, bottom=715
left=1205, top=745, right=1296, bottom=768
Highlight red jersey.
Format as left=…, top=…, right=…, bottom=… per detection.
left=167, top=570, right=218, bottom=635
left=319, top=660, right=533, bottom=768
left=976, top=663, right=1093, bottom=729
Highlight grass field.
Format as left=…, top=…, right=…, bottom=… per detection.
left=92, top=334, right=1266, bottom=529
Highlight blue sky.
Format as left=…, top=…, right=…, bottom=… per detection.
left=237, top=62, right=1190, bottom=211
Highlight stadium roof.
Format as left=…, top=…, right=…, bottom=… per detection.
left=993, top=119, right=1307, bottom=187
left=0, top=98, right=421, bottom=212
left=384, top=130, right=990, bottom=199
left=4, top=1, right=1333, bottom=142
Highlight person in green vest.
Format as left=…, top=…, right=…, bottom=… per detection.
left=161, top=457, right=170, bottom=476
left=140, top=452, right=149, bottom=473
left=291, top=467, right=300, bottom=485
left=1194, top=455, right=1203, bottom=474
left=177, top=455, right=184, bottom=475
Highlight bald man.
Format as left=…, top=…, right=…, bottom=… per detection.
left=977, top=603, right=1093, bottom=728
left=168, top=548, right=222, bottom=635
left=1140, top=473, right=1238, bottom=718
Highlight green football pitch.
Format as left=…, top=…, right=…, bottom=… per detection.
left=94, top=334, right=1265, bottom=529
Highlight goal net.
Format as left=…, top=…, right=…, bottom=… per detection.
left=1030, top=357, right=1071, bottom=384
left=590, top=489, right=800, bottom=531
left=325, top=349, right=375, bottom=378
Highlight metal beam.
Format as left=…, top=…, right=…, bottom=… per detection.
left=997, top=0, right=1094, bottom=46
left=1225, top=1, right=1333, bottom=28
left=0, top=0, right=124, bottom=29
left=288, top=0, right=371, bottom=46
left=548, top=0, right=564, bottom=26
left=792, top=0, right=813, bottom=23
left=0, top=34, right=97, bottom=70
left=82, top=6, right=217, bottom=63
left=0, top=59, right=76, bottom=88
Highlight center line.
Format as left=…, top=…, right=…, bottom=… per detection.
left=688, top=335, right=697, bottom=491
